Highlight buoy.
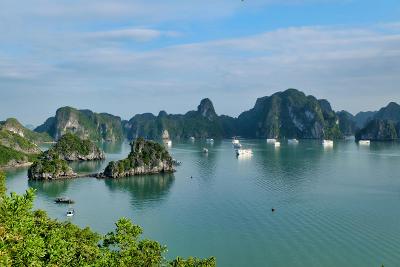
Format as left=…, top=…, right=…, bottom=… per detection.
left=271, top=208, right=275, bottom=212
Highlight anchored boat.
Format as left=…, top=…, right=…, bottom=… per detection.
left=236, top=149, right=253, bottom=156
left=288, top=139, right=299, bottom=144
left=55, top=197, right=74, bottom=204
left=323, top=140, right=334, bottom=147
left=358, top=140, right=370, bottom=145
left=66, top=209, right=75, bottom=217
left=267, top=138, right=277, bottom=144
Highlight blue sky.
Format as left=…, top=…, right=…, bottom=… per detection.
left=0, top=0, right=400, bottom=125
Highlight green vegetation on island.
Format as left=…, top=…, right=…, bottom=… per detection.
left=35, top=107, right=124, bottom=142
left=355, top=102, right=400, bottom=141
left=28, top=150, right=76, bottom=180
left=0, top=145, right=38, bottom=168
left=0, top=118, right=53, bottom=144
left=103, top=138, right=174, bottom=178
left=0, top=119, right=45, bottom=168
left=0, top=171, right=216, bottom=266
left=28, top=133, right=104, bottom=180
left=236, top=89, right=343, bottom=139
left=124, top=98, right=224, bottom=140
left=50, top=132, right=105, bottom=161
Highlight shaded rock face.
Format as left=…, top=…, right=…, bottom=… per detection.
left=197, top=98, right=217, bottom=121
left=354, top=111, right=377, bottom=129
left=102, top=138, right=174, bottom=178
left=337, top=111, right=356, bottom=136
left=355, top=102, right=400, bottom=140
left=35, top=107, right=124, bottom=142
left=356, top=119, right=398, bottom=141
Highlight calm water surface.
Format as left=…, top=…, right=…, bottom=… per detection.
left=5, top=140, right=400, bottom=267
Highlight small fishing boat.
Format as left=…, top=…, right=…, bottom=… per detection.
left=288, top=139, right=299, bottom=144
left=358, top=140, right=370, bottom=145
left=206, top=138, right=214, bottom=143
left=66, top=209, right=75, bottom=217
left=189, top=136, right=195, bottom=141
left=266, top=138, right=277, bottom=144
left=55, top=197, right=74, bottom=204
left=203, top=148, right=209, bottom=153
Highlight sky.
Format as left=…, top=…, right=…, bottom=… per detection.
left=0, top=0, right=400, bottom=125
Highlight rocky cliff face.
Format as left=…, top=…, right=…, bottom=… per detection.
left=102, top=138, right=174, bottom=178
left=236, top=89, right=342, bottom=139
left=35, top=107, right=124, bottom=142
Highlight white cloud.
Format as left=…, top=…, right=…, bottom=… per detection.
left=88, top=28, right=179, bottom=42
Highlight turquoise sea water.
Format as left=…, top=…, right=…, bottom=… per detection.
left=5, top=140, right=400, bottom=267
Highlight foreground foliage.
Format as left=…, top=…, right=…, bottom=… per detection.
left=0, top=171, right=215, bottom=266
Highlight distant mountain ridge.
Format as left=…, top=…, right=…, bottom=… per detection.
left=31, top=89, right=400, bottom=141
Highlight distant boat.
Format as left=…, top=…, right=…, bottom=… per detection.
left=232, top=138, right=240, bottom=145
left=66, top=209, right=75, bottom=217
left=358, top=140, right=370, bottom=145
left=323, top=140, right=334, bottom=147
left=236, top=149, right=253, bottom=156
left=203, top=148, right=209, bottom=153
left=172, top=159, right=182, bottom=166
left=274, top=142, right=281, bottom=147
left=189, top=136, right=195, bottom=141
left=55, top=197, right=74, bottom=204
left=266, top=138, right=277, bottom=144
left=288, top=139, right=299, bottom=144
left=206, top=138, right=214, bottom=144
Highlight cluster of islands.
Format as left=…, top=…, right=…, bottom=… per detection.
left=1, top=89, right=399, bottom=179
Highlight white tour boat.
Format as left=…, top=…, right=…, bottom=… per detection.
left=288, top=139, right=299, bottom=144
left=266, top=138, right=277, bottom=144
left=358, top=140, right=371, bottom=145
left=236, top=149, right=253, bottom=156
left=274, top=142, right=281, bottom=147
left=322, top=140, right=334, bottom=147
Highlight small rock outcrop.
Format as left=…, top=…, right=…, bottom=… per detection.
left=28, top=151, right=77, bottom=180
left=27, top=133, right=105, bottom=180
left=101, top=138, right=174, bottom=178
